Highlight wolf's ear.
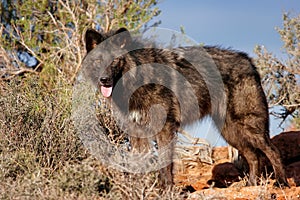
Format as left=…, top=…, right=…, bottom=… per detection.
left=113, top=27, right=132, bottom=49
left=85, top=29, right=104, bottom=53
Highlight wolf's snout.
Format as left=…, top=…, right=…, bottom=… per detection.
left=99, top=77, right=112, bottom=86
left=99, top=77, right=113, bottom=98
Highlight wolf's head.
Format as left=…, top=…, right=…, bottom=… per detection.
left=84, top=28, right=132, bottom=98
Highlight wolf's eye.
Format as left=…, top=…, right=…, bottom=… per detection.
left=94, top=59, right=102, bottom=65
left=93, top=59, right=105, bottom=71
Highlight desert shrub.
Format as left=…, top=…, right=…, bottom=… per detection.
left=0, top=0, right=160, bottom=81
left=0, top=75, right=86, bottom=173
left=0, top=1, right=189, bottom=199
left=255, top=13, right=300, bottom=128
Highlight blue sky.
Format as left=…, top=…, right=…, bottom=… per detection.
left=150, top=1, right=299, bottom=144
left=153, top=0, right=299, bottom=57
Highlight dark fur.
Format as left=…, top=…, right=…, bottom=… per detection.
left=83, top=28, right=289, bottom=187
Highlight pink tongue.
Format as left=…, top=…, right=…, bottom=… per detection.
left=101, top=86, right=113, bottom=98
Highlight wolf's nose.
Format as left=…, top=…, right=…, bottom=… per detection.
left=99, top=77, right=112, bottom=86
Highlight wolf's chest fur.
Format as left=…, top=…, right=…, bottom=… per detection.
left=95, top=91, right=125, bottom=144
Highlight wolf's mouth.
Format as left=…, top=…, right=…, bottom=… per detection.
left=100, top=86, right=113, bottom=98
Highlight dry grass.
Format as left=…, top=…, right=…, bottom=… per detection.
left=0, top=75, right=189, bottom=199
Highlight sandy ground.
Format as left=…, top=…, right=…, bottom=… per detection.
left=174, top=146, right=300, bottom=199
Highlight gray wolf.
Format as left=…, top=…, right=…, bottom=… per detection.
left=83, top=28, right=289, bottom=187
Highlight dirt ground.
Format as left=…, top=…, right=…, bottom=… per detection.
left=174, top=146, right=300, bottom=199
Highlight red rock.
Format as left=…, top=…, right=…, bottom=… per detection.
left=271, top=131, right=300, bottom=165
left=207, top=162, right=241, bottom=188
